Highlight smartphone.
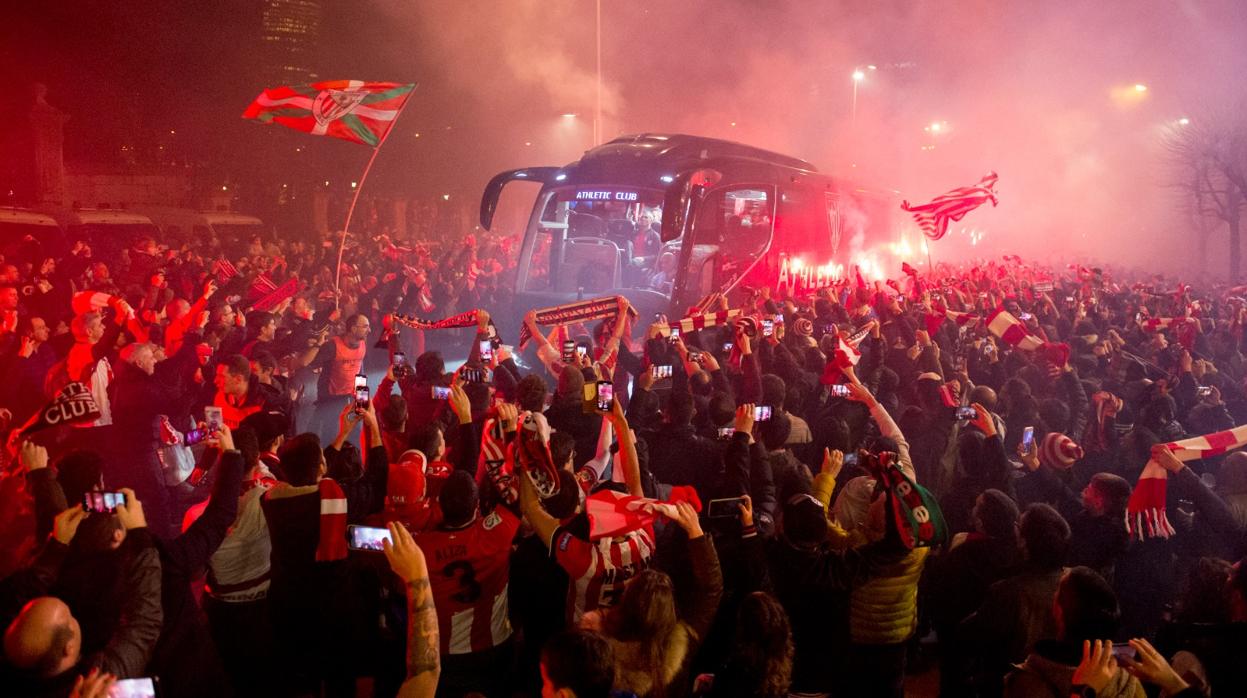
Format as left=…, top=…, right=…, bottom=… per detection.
left=1065, top=296, right=1076, bottom=304
left=431, top=386, right=451, bottom=400
left=753, top=405, right=772, bottom=421
left=596, top=381, right=614, bottom=412
left=718, top=426, right=736, bottom=439
left=955, top=406, right=977, bottom=420
left=1197, top=386, right=1213, bottom=397
left=831, top=384, right=850, bottom=398
left=83, top=491, right=126, bottom=514
left=347, top=524, right=393, bottom=552
left=354, top=373, right=368, bottom=390
left=822, top=323, right=836, bottom=337
left=761, top=319, right=774, bottom=337
left=707, top=496, right=747, bottom=518
left=203, top=406, right=223, bottom=431
left=722, top=341, right=734, bottom=352
left=670, top=326, right=681, bottom=342
left=109, top=676, right=158, bottom=698
left=843, top=452, right=859, bottom=466
left=354, top=385, right=370, bottom=410
left=576, top=345, right=588, bottom=358
left=1110, top=645, right=1136, bottom=662
left=689, top=350, right=702, bottom=364
left=561, top=340, right=576, bottom=363
left=652, top=364, right=672, bottom=379
left=393, top=351, right=407, bottom=367
left=462, top=367, right=493, bottom=383
left=183, top=427, right=211, bottom=447
left=479, top=339, right=493, bottom=362
left=1022, top=426, right=1035, bottom=452
left=1019, top=312, right=1034, bottom=321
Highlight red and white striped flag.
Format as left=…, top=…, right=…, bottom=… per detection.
left=901, top=172, right=999, bottom=241
left=215, top=258, right=239, bottom=283
left=985, top=307, right=1044, bottom=351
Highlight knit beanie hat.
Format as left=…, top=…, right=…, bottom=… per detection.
left=557, top=364, right=585, bottom=399
left=386, top=450, right=428, bottom=519
left=782, top=494, right=828, bottom=547
left=833, top=476, right=877, bottom=532
left=975, top=488, right=1020, bottom=539
left=1039, top=432, right=1084, bottom=470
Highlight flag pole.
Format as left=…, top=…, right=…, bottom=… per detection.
left=333, top=95, right=413, bottom=308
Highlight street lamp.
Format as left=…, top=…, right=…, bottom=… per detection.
left=850, top=65, right=875, bottom=125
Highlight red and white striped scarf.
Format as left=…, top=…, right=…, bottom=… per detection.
left=393, top=309, right=480, bottom=331
left=676, top=308, right=743, bottom=334
left=71, top=291, right=119, bottom=316
left=517, top=296, right=635, bottom=350
left=1128, top=423, right=1247, bottom=540
left=585, top=486, right=702, bottom=541
left=1141, top=317, right=1198, bottom=351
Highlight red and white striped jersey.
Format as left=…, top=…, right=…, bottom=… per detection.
left=417, top=506, right=520, bottom=655
left=551, top=523, right=655, bottom=623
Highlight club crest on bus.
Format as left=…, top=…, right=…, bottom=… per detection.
left=312, top=89, right=368, bottom=126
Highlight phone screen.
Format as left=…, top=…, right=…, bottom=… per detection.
left=393, top=352, right=407, bottom=366
left=576, top=345, right=588, bottom=357
left=753, top=405, right=772, bottom=421
left=723, top=341, right=734, bottom=352
left=347, top=525, right=393, bottom=552
left=83, top=491, right=126, bottom=514
left=183, top=427, right=210, bottom=446
left=1022, top=426, right=1035, bottom=451
left=561, top=340, right=576, bottom=362
left=955, top=406, right=977, bottom=420
left=203, top=406, right=223, bottom=431
left=652, top=364, right=672, bottom=379
left=354, top=373, right=368, bottom=390
left=596, top=382, right=614, bottom=412
left=670, top=326, right=681, bottom=341
left=109, top=677, right=157, bottom=698
left=831, top=384, right=850, bottom=398
left=354, top=386, right=370, bottom=409
left=1019, top=312, right=1034, bottom=321
left=762, top=319, right=774, bottom=337
left=479, top=340, right=493, bottom=361
left=707, top=497, right=746, bottom=518
left=432, top=386, right=451, bottom=400
left=718, top=426, right=736, bottom=439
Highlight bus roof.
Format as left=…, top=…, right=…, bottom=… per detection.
left=577, top=133, right=818, bottom=174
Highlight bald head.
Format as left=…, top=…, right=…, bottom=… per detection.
left=3, top=597, right=80, bottom=677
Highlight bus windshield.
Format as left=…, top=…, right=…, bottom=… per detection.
left=520, top=186, right=668, bottom=294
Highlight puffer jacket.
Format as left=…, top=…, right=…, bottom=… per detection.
left=1005, top=640, right=1146, bottom=697
left=848, top=545, right=928, bottom=645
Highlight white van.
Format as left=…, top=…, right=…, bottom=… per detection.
left=135, top=207, right=266, bottom=251
left=0, top=207, right=66, bottom=254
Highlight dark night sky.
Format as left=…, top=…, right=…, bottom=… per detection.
left=3, top=1, right=1246, bottom=266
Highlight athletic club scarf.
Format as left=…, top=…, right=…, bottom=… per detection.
left=315, top=478, right=348, bottom=561
left=870, top=455, right=947, bottom=549
left=925, top=305, right=980, bottom=337
left=985, top=307, right=1045, bottom=351
left=517, top=296, right=636, bottom=350
left=251, top=278, right=303, bottom=312
left=1127, top=423, right=1247, bottom=540
left=676, top=308, right=743, bottom=334
left=586, top=486, right=703, bottom=541
left=517, top=411, right=560, bottom=497
left=392, top=309, right=480, bottom=332
left=18, top=382, right=101, bottom=437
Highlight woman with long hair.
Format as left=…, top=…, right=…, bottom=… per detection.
left=706, top=592, right=794, bottom=698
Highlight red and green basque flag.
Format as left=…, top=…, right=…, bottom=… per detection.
left=242, top=80, right=416, bottom=147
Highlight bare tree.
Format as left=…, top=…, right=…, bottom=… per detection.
left=1166, top=109, right=1247, bottom=280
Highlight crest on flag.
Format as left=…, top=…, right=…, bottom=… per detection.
left=313, top=88, right=368, bottom=126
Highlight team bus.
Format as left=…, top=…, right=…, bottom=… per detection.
left=479, top=133, right=901, bottom=321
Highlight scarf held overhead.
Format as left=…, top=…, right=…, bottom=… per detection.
left=517, top=296, right=635, bottom=350
left=1127, top=422, right=1247, bottom=541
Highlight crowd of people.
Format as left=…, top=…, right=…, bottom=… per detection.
left=0, top=221, right=1245, bottom=698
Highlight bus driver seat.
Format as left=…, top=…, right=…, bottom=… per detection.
left=556, top=237, right=622, bottom=293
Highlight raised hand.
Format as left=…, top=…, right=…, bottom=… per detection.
left=1071, top=640, right=1119, bottom=694
left=667, top=500, right=704, bottom=539
left=821, top=448, right=844, bottom=480
left=115, top=488, right=147, bottom=531
left=53, top=505, right=88, bottom=545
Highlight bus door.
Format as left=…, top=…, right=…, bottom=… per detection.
left=671, top=183, right=775, bottom=313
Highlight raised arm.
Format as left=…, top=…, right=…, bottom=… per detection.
left=383, top=522, right=440, bottom=698
left=605, top=398, right=643, bottom=497
left=843, top=366, right=914, bottom=480
left=95, top=490, right=163, bottom=679
left=518, top=463, right=561, bottom=548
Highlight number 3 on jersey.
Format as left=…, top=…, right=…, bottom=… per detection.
left=443, top=560, right=481, bottom=603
